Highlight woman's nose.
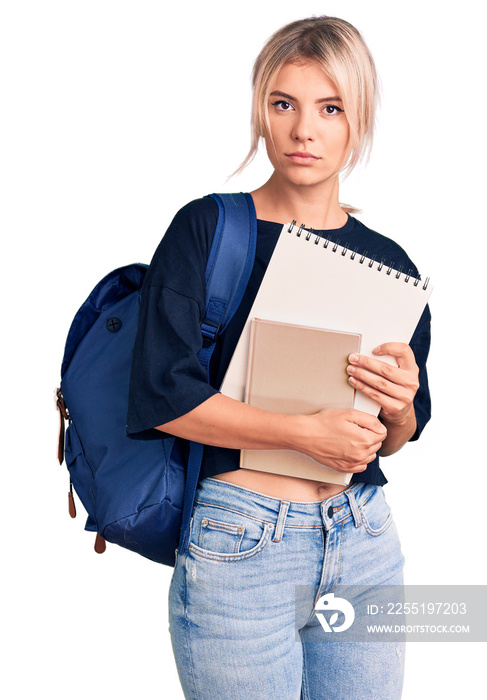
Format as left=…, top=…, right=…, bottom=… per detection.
left=291, top=111, right=315, bottom=142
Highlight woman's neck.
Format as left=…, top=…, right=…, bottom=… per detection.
left=250, top=174, right=348, bottom=230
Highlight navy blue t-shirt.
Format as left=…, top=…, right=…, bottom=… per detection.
left=127, top=195, right=431, bottom=486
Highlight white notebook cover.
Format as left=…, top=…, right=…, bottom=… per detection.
left=221, top=223, right=433, bottom=417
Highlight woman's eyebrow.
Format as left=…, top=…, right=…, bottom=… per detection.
left=270, top=90, right=297, bottom=101
left=270, top=90, right=343, bottom=103
left=317, top=96, right=343, bottom=103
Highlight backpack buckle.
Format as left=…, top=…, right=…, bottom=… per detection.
left=200, top=318, right=221, bottom=342
left=55, top=387, right=70, bottom=421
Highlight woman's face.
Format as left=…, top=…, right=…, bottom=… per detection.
left=265, top=61, right=350, bottom=190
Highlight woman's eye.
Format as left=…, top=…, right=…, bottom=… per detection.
left=271, top=100, right=293, bottom=112
left=323, top=104, right=344, bottom=115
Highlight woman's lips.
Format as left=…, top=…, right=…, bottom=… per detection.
left=286, top=152, right=320, bottom=164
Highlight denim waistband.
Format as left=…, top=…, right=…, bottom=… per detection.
left=196, top=477, right=380, bottom=532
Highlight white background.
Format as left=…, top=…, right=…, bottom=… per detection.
left=2, top=0, right=486, bottom=698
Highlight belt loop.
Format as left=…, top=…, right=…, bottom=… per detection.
left=273, top=501, right=290, bottom=542
left=346, top=489, right=362, bottom=528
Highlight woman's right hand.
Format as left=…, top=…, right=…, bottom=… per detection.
left=287, top=408, right=387, bottom=473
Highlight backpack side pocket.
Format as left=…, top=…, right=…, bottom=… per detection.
left=64, top=422, right=97, bottom=532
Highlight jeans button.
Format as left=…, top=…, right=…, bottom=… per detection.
left=327, top=506, right=334, bottom=518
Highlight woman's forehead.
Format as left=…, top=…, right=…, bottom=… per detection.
left=270, top=61, right=340, bottom=98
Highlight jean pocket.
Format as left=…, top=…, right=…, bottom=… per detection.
left=188, top=503, right=272, bottom=562
left=359, top=487, right=393, bottom=537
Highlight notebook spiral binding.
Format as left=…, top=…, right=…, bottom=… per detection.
left=287, top=221, right=430, bottom=291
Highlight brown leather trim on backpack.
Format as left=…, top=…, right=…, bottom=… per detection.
left=94, top=534, right=106, bottom=554
left=55, top=388, right=70, bottom=465
left=68, top=485, right=77, bottom=518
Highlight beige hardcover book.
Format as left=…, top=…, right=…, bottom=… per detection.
left=240, top=318, right=361, bottom=485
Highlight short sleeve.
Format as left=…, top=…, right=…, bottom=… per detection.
left=408, top=303, right=432, bottom=441
left=126, top=197, right=220, bottom=437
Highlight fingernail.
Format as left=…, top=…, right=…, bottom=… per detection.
left=347, top=365, right=355, bottom=375
left=348, top=376, right=357, bottom=386
left=349, top=354, right=359, bottom=363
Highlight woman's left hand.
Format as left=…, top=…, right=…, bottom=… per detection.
left=346, top=342, right=419, bottom=426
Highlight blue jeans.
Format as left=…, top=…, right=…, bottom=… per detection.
left=168, top=477, right=405, bottom=699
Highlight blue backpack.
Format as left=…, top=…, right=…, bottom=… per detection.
left=56, top=193, right=257, bottom=565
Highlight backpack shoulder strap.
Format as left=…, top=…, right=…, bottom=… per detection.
left=198, top=192, right=257, bottom=371
left=179, top=192, right=257, bottom=556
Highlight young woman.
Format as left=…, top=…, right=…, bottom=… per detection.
left=127, top=16, right=431, bottom=700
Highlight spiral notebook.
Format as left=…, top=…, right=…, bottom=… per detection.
left=240, top=318, right=361, bottom=484
left=221, top=222, right=433, bottom=419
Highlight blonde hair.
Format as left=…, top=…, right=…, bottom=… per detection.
left=238, top=16, right=379, bottom=179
